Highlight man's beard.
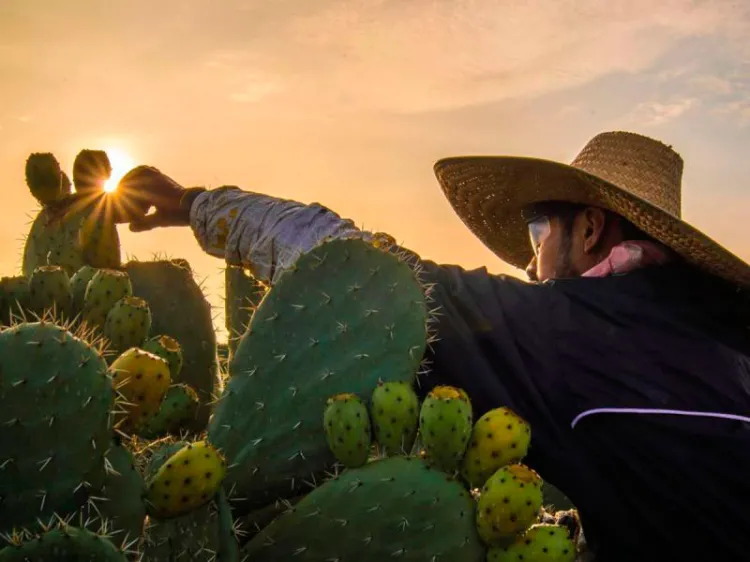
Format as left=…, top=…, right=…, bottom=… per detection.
left=554, top=230, right=580, bottom=279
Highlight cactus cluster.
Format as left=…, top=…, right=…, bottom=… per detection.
left=0, top=171, right=589, bottom=562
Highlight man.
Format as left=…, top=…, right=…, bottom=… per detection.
left=59, top=131, right=750, bottom=560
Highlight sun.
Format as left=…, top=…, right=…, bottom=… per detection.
left=103, top=147, right=136, bottom=193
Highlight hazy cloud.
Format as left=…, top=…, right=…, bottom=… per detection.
left=624, top=98, right=700, bottom=126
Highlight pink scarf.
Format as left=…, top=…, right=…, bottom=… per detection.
left=582, top=240, right=671, bottom=278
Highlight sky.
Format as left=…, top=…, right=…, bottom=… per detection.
left=1, top=0, right=749, bottom=338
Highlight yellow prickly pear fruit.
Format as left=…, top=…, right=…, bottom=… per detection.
left=487, top=523, right=576, bottom=562
left=145, top=440, right=226, bottom=518
left=419, top=385, right=473, bottom=473
left=323, top=393, right=372, bottom=468
left=476, top=463, right=544, bottom=546
left=461, top=407, right=531, bottom=489
left=110, top=347, right=171, bottom=430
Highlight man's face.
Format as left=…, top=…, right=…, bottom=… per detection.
left=525, top=213, right=580, bottom=282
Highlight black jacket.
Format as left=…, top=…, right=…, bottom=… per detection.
left=418, top=261, right=750, bottom=561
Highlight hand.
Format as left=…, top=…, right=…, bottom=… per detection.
left=116, top=166, right=204, bottom=232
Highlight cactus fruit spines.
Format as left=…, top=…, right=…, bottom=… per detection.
left=109, top=347, right=171, bottom=430
left=243, top=456, right=485, bottom=561
left=461, top=407, right=531, bottom=489
left=0, top=322, right=114, bottom=534
left=419, top=385, right=474, bottom=473
left=370, top=380, right=420, bottom=455
left=486, top=524, right=576, bottom=562
left=475, top=464, right=544, bottom=546
left=73, top=149, right=112, bottom=193
left=208, top=238, right=429, bottom=510
left=83, top=269, right=133, bottom=331
left=28, top=265, right=72, bottom=318
left=139, top=383, right=200, bottom=438
left=323, top=393, right=372, bottom=468
left=0, top=525, right=127, bottom=562
left=70, top=265, right=98, bottom=312
left=104, top=296, right=152, bottom=354
left=0, top=276, right=30, bottom=325
left=142, top=334, right=184, bottom=379
left=145, top=440, right=227, bottom=519
left=24, top=152, right=71, bottom=205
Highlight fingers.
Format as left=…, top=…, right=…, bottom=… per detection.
left=129, top=212, right=167, bottom=232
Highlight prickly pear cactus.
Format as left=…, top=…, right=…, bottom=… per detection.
left=0, top=276, right=30, bottom=325
left=125, top=259, right=217, bottom=431
left=487, top=524, right=576, bottom=562
left=24, top=152, right=71, bottom=205
left=225, top=265, right=267, bottom=356
left=475, top=464, right=544, bottom=546
left=81, top=442, right=146, bottom=550
left=370, top=380, right=420, bottom=455
left=208, top=238, right=429, bottom=511
left=104, top=296, right=152, bottom=354
left=0, top=322, right=115, bottom=535
left=461, top=407, right=531, bottom=489
left=142, top=335, right=183, bottom=380
left=0, top=525, right=127, bottom=562
left=139, top=384, right=200, bottom=439
left=323, top=393, right=372, bottom=468
left=28, top=265, right=72, bottom=318
left=145, top=440, right=226, bottom=519
left=109, top=348, right=171, bottom=431
left=70, top=265, right=98, bottom=312
left=419, top=385, right=474, bottom=473
left=83, top=269, right=133, bottom=331
left=243, top=456, right=485, bottom=561
left=22, top=208, right=86, bottom=278
left=79, top=212, right=121, bottom=270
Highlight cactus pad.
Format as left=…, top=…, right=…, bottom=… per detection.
left=73, top=149, right=111, bottom=192
left=370, top=380, right=420, bottom=455
left=207, top=238, right=428, bottom=510
left=0, top=277, right=30, bottom=325
left=145, top=440, right=226, bottom=519
left=109, top=348, right=171, bottom=431
left=243, top=456, right=485, bottom=561
left=70, top=265, right=98, bottom=312
left=0, top=322, right=114, bottom=534
left=104, top=296, right=152, bottom=354
left=0, top=525, right=126, bottom=562
left=323, top=393, right=372, bottom=468
left=79, top=212, right=121, bottom=270
left=24, top=153, right=70, bottom=205
left=461, top=407, right=531, bottom=489
left=142, top=335, right=183, bottom=380
left=419, top=385, right=473, bottom=473
left=476, top=464, right=544, bottom=546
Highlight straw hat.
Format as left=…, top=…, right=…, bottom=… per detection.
left=433, top=130, right=750, bottom=288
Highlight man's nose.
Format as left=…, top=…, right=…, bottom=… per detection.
left=525, top=256, right=538, bottom=282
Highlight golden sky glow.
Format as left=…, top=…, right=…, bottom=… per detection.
left=2, top=1, right=749, bottom=338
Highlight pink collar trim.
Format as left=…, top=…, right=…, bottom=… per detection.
left=582, top=240, right=671, bottom=278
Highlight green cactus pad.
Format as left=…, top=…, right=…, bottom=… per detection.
left=419, top=386, right=474, bottom=473
left=243, top=456, right=485, bottom=561
left=81, top=442, right=146, bottom=549
left=487, top=524, right=576, bottom=562
left=22, top=208, right=86, bottom=278
left=79, top=212, right=121, bottom=270
left=371, top=380, right=420, bottom=455
left=0, top=525, right=126, bottom=562
left=139, top=384, right=200, bottom=439
left=24, top=153, right=70, bottom=205
left=83, top=269, right=133, bottom=331
left=476, top=464, right=544, bottom=546
left=142, top=335, right=184, bottom=380
left=70, top=265, right=98, bottom=313
left=0, top=276, right=30, bottom=325
left=125, top=259, right=217, bottom=431
left=225, top=265, right=267, bottom=356
left=28, top=265, right=72, bottom=318
left=208, top=238, right=429, bottom=511
left=104, top=296, right=152, bottom=354
left=0, top=322, right=114, bottom=534
left=323, top=393, right=372, bottom=468
left=73, top=149, right=111, bottom=193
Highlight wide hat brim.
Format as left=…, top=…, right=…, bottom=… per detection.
left=434, top=155, right=750, bottom=288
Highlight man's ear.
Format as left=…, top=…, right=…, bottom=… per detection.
left=581, top=207, right=607, bottom=253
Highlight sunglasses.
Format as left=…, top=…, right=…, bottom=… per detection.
left=527, top=215, right=551, bottom=257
